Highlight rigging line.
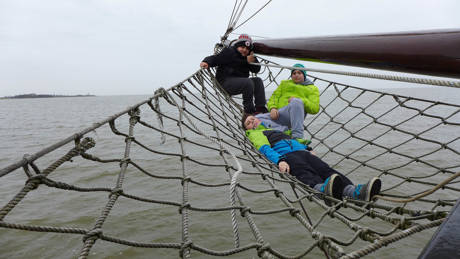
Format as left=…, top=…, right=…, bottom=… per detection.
left=252, top=62, right=460, bottom=88
left=226, top=0, right=240, bottom=31
left=230, top=0, right=248, bottom=30
left=232, top=0, right=272, bottom=32
left=374, top=171, right=460, bottom=203
left=228, top=32, right=271, bottom=39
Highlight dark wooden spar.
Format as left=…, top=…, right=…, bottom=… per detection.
left=253, top=29, right=460, bottom=79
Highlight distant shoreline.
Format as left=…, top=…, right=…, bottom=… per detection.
left=1, top=94, right=96, bottom=99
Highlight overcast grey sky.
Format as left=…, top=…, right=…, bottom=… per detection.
left=1, top=0, right=459, bottom=96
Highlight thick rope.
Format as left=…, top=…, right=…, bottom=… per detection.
left=254, top=62, right=460, bottom=88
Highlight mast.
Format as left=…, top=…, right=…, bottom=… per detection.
left=253, top=29, right=460, bottom=79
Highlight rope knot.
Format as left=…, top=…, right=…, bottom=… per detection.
left=179, top=203, right=191, bottom=214
left=181, top=176, right=191, bottom=186
left=240, top=206, right=251, bottom=217
left=26, top=174, right=46, bottom=189
left=179, top=240, right=193, bottom=257
left=327, top=207, right=336, bottom=217
left=110, top=188, right=123, bottom=198
left=125, top=136, right=135, bottom=143
left=368, top=208, right=376, bottom=218
left=256, top=242, right=271, bottom=257
left=119, top=158, right=131, bottom=167
left=274, top=189, right=282, bottom=197
left=83, top=228, right=103, bottom=243
left=289, top=208, right=300, bottom=217
left=358, top=228, right=371, bottom=241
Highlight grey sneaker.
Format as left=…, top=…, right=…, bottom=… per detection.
left=320, top=174, right=343, bottom=205
left=353, top=177, right=381, bottom=202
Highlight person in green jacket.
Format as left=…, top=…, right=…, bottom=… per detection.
left=267, top=63, right=320, bottom=121
left=242, top=114, right=382, bottom=204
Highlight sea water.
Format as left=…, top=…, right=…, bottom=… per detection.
left=0, top=87, right=459, bottom=258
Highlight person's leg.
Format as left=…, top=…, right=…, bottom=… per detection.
left=300, top=150, right=353, bottom=187
left=285, top=151, right=325, bottom=187
left=222, top=77, right=255, bottom=114
left=250, top=77, right=267, bottom=112
left=276, top=98, right=305, bottom=139
left=286, top=151, right=344, bottom=204
left=299, top=150, right=382, bottom=201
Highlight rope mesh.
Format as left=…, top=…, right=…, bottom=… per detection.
left=1, top=62, right=459, bottom=258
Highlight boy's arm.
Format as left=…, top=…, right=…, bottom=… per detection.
left=267, top=82, right=284, bottom=110
left=300, top=85, right=320, bottom=114
left=202, top=48, right=233, bottom=67
left=248, top=56, right=261, bottom=73
left=246, top=130, right=282, bottom=164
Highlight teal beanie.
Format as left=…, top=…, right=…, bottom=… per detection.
left=291, top=63, right=306, bottom=81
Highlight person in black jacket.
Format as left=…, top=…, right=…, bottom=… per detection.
left=200, top=34, right=268, bottom=114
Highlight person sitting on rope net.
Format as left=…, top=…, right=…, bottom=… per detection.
left=200, top=34, right=268, bottom=114
left=267, top=63, right=320, bottom=127
left=242, top=113, right=382, bottom=204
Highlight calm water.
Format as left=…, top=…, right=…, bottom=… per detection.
left=0, top=87, right=459, bottom=258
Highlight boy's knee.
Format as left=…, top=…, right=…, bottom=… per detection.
left=290, top=98, right=303, bottom=106
left=251, top=77, right=263, bottom=84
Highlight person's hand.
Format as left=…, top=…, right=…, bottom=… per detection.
left=270, top=108, right=279, bottom=120
left=247, top=51, right=256, bottom=63
left=200, top=62, right=209, bottom=69
left=278, top=161, right=290, bottom=173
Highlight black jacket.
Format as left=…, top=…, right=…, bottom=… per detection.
left=202, top=46, right=261, bottom=84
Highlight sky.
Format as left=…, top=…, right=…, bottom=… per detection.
left=1, top=0, right=460, bottom=96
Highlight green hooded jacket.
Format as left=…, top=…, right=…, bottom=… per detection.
left=267, top=79, right=320, bottom=114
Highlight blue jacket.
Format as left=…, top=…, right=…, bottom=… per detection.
left=245, top=123, right=308, bottom=164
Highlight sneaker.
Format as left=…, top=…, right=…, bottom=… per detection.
left=353, top=177, right=381, bottom=202
left=319, top=174, right=343, bottom=205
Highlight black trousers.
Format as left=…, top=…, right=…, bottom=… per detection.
left=285, top=151, right=353, bottom=188
left=221, top=77, right=266, bottom=114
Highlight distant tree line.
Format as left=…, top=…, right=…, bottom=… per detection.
left=1, top=93, right=95, bottom=99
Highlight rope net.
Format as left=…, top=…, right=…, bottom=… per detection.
left=1, top=61, right=459, bottom=258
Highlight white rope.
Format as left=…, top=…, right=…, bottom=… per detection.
left=253, top=62, right=460, bottom=88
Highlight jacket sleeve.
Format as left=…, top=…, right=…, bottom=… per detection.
left=248, top=56, right=261, bottom=73
left=267, top=81, right=284, bottom=110
left=202, top=48, right=234, bottom=67
left=301, top=84, right=320, bottom=114
left=246, top=129, right=281, bottom=164
left=258, top=145, right=282, bottom=164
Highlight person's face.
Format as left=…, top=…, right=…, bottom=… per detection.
left=244, top=115, right=261, bottom=130
left=291, top=70, right=305, bottom=84
left=237, top=46, right=250, bottom=56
